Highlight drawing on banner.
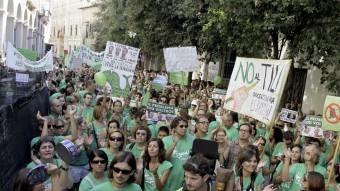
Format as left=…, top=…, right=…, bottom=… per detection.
left=163, top=46, right=199, bottom=72
left=6, top=43, right=53, bottom=72
left=322, top=95, right=340, bottom=132
left=301, top=115, right=324, bottom=138
left=224, top=57, right=291, bottom=124
left=147, top=102, right=176, bottom=123
left=101, top=41, right=140, bottom=97
left=279, top=108, right=298, bottom=124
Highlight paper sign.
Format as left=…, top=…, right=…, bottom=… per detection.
left=207, top=62, right=220, bottom=82
left=322, top=95, right=340, bottom=132
left=152, top=75, right=168, bottom=91
left=15, top=73, right=29, bottom=83
left=212, top=88, right=227, bottom=100
left=224, top=57, right=291, bottom=125
left=163, top=46, right=199, bottom=72
left=301, top=115, right=324, bottom=138
left=147, top=102, right=176, bottom=123
left=280, top=108, right=298, bottom=123
left=169, top=72, right=188, bottom=86
left=68, top=45, right=104, bottom=70
left=101, top=41, right=140, bottom=97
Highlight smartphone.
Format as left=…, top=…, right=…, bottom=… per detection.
left=26, top=164, right=48, bottom=186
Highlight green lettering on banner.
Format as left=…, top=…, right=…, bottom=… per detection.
left=234, top=61, right=254, bottom=84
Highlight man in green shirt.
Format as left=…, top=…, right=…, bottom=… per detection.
left=194, top=114, right=210, bottom=140
left=78, top=92, right=94, bottom=125
left=281, top=144, right=327, bottom=191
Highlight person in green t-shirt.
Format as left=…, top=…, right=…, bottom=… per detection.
left=100, top=130, right=125, bottom=164
left=162, top=116, right=194, bottom=191
left=126, top=126, right=151, bottom=159
left=177, top=154, right=213, bottom=191
left=234, top=145, right=265, bottom=191
left=139, top=138, right=172, bottom=191
left=281, top=144, right=327, bottom=191
left=90, top=151, right=142, bottom=191
left=78, top=92, right=94, bottom=125
left=194, top=114, right=210, bottom=140
left=221, top=114, right=239, bottom=143
left=79, top=149, right=109, bottom=191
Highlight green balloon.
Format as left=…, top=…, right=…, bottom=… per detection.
left=213, top=76, right=222, bottom=86
left=94, top=72, right=107, bottom=86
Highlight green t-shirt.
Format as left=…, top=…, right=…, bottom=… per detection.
left=288, top=163, right=327, bottom=191
left=144, top=161, right=173, bottom=191
left=148, top=123, right=158, bottom=139
left=100, top=148, right=116, bottom=164
left=90, top=182, right=142, bottom=191
left=208, top=121, right=219, bottom=135
left=126, top=143, right=144, bottom=159
left=225, top=125, right=239, bottom=142
left=79, top=172, right=109, bottom=191
left=162, top=134, right=194, bottom=191
left=81, top=106, right=94, bottom=124
left=235, top=173, right=264, bottom=191
left=272, top=142, right=284, bottom=157
left=256, top=127, right=266, bottom=138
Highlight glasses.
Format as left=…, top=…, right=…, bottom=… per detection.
left=179, top=125, right=188, bottom=128
left=109, top=137, right=123, bottom=142
left=199, top=121, right=209, bottom=125
left=91, top=160, right=107, bottom=164
left=48, top=125, right=64, bottom=129
left=112, top=167, right=132, bottom=175
left=136, top=132, right=146, bottom=136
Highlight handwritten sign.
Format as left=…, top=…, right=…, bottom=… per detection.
left=322, top=95, right=340, bottom=132
left=224, top=57, right=291, bottom=125
left=279, top=108, right=298, bottom=124
left=301, top=115, right=324, bottom=138
left=212, top=88, right=227, bottom=100
left=163, top=46, right=199, bottom=72
left=101, top=41, right=140, bottom=97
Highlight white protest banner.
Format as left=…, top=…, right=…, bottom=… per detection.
left=147, top=102, right=176, bottom=123
left=101, top=41, right=140, bottom=97
left=15, top=73, right=29, bottom=83
left=212, top=88, right=227, bottom=100
left=224, top=57, right=291, bottom=125
left=68, top=45, right=104, bottom=70
left=301, top=115, right=324, bottom=138
left=6, top=43, right=53, bottom=72
left=207, top=62, right=220, bottom=82
left=279, top=108, right=298, bottom=124
left=163, top=46, right=199, bottom=72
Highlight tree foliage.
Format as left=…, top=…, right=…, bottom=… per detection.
left=94, top=0, right=340, bottom=92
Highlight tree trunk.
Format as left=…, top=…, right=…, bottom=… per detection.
left=271, top=29, right=279, bottom=59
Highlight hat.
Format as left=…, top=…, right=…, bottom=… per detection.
left=49, top=93, right=62, bottom=102
left=191, top=99, right=198, bottom=106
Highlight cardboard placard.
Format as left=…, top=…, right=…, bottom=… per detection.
left=279, top=108, right=298, bottom=123
left=301, top=115, right=324, bottom=138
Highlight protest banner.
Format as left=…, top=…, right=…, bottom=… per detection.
left=224, top=57, right=291, bottom=125
left=301, top=115, right=324, bottom=138
left=68, top=45, right=104, bottom=70
left=147, top=102, right=176, bottom=123
left=6, top=43, right=53, bottom=72
left=163, top=46, right=199, bottom=72
left=169, top=72, right=188, bottom=86
left=101, top=41, right=140, bottom=97
left=212, top=88, right=227, bottom=100
left=322, top=95, right=340, bottom=132
left=279, top=108, right=298, bottom=124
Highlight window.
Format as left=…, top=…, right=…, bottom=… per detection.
left=223, top=50, right=237, bottom=79
left=75, top=25, right=78, bottom=36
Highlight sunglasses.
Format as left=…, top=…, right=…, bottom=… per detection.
left=112, top=167, right=132, bottom=175
left=109, top=137, right=123, bottom=142
left=179, top=125, right=188, bottom=128
left=91, top=160, right=107, bottom=164
left=48, top=125, right=64, bottom=129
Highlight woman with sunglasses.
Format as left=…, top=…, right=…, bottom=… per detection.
left=162, top=116, right=195, bottom=191
left=139, top=138, right=172, bottom=191
left=79, top=149, right=109, bottom=191
left=100, top=130, right=125, bottom=164
left=91, top=151, right=142, bottom=191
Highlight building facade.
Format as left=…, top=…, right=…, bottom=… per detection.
left=0, top=0, right=51, bottom=59
left=49, top=0, right=99, bottom=58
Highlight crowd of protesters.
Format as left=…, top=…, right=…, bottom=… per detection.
left=11, top=64, right=340, bottom=191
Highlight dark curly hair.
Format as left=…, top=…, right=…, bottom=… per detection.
left=143, top=138, right=166, bottom=169
left=108, top=151, right=136, bottom=183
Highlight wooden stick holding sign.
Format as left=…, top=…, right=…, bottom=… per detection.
left=327, top=133, right=340, bottom=186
